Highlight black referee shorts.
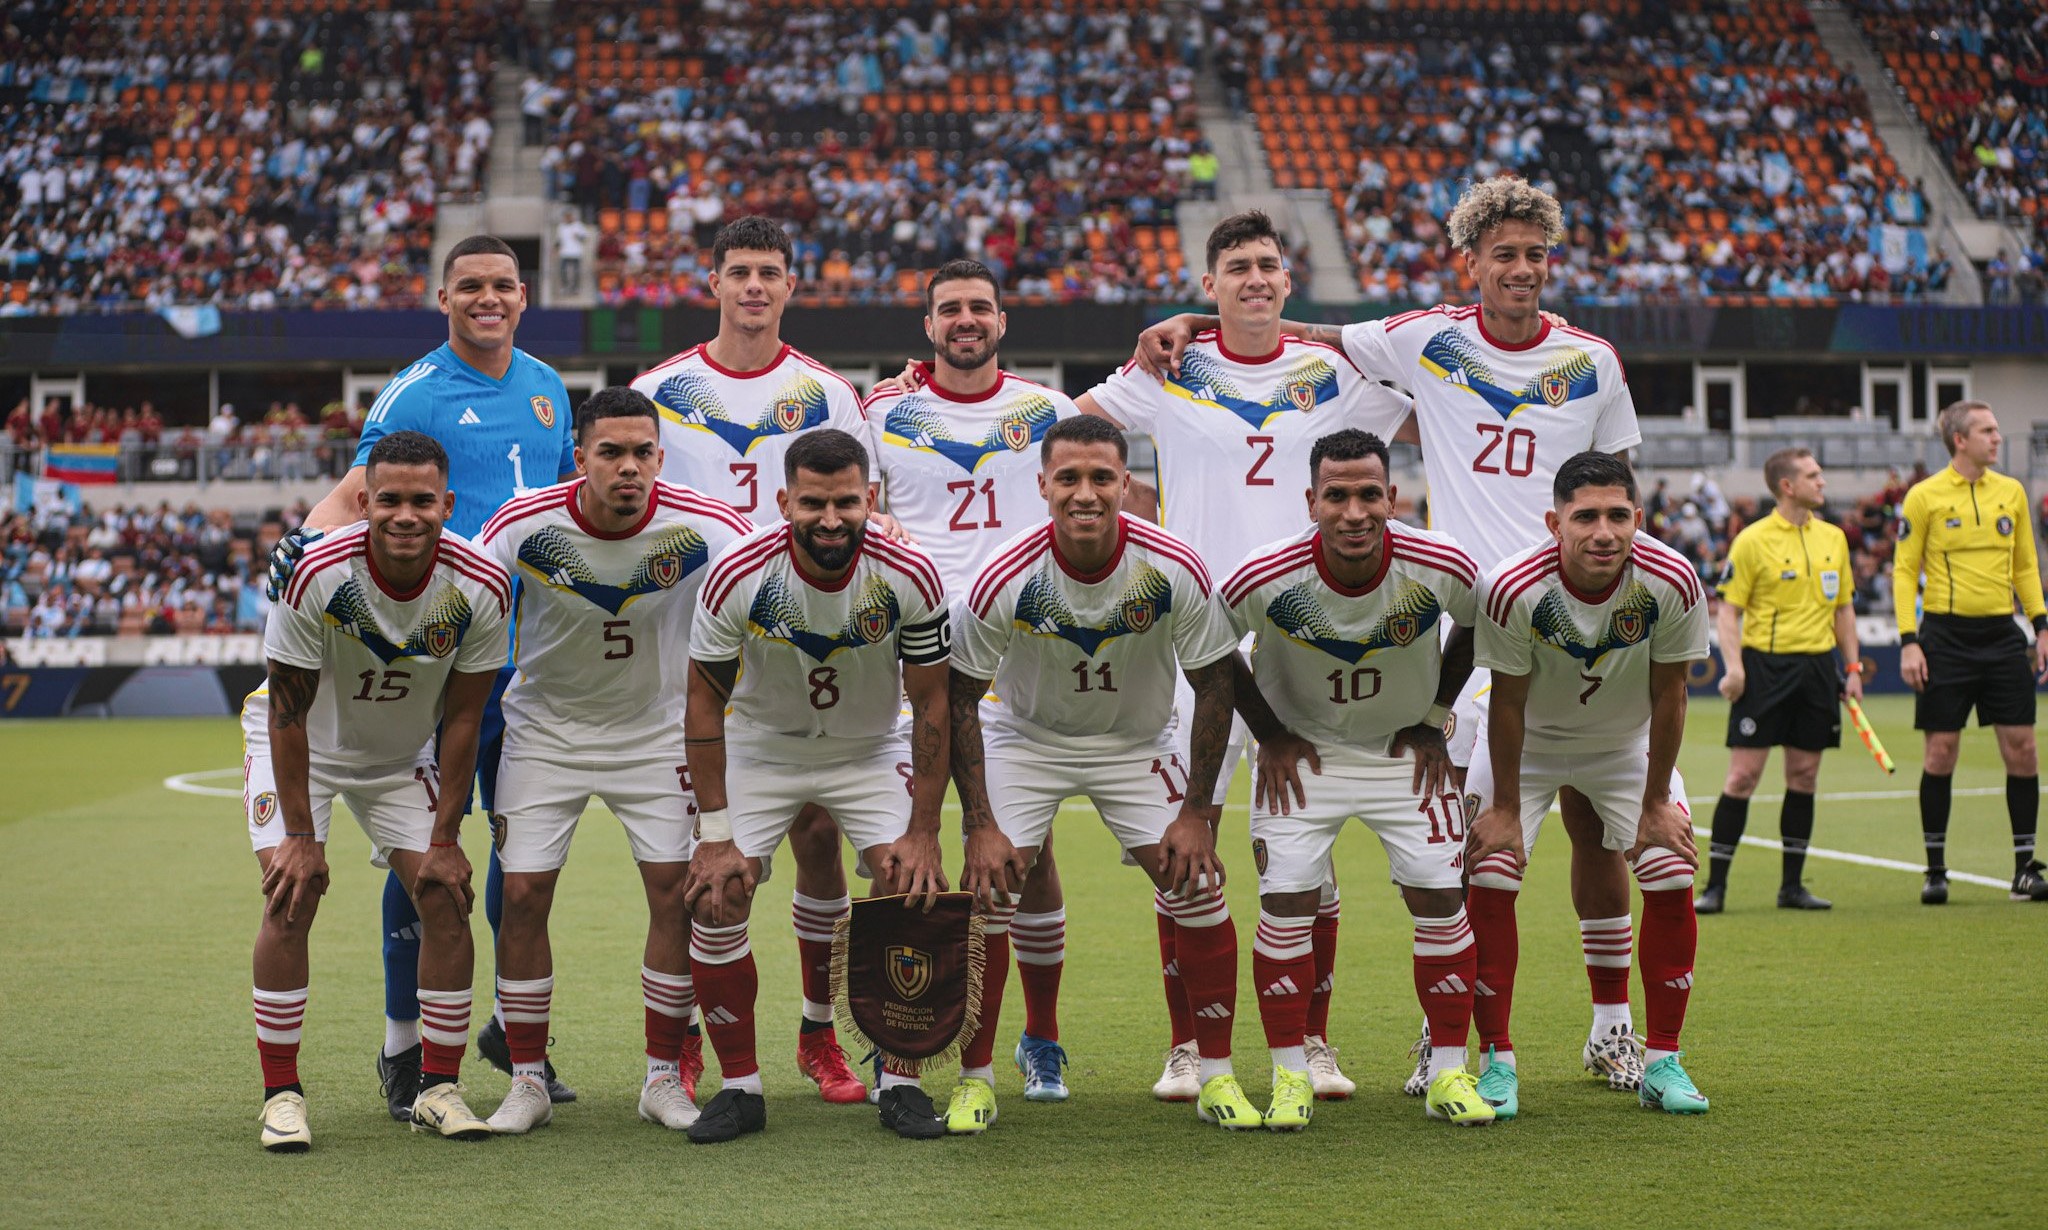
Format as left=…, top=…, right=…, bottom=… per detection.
left=1915, top=614, right=2037, bottom=731
left=1727, top=648, right=1842, bottom=750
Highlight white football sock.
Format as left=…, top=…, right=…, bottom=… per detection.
left=962, top=1065, right=995, bottom=1085
left=384, top=1017, right=419, bottom=1057
left=647, top=1056, right=679, bottom=1084
left=1484, top=1048, right=1516, bottom=1072
left=1591, top=1001, right=1632, bottom=1036
left=1198, top=1056, right=1233, bottom=1083
left=724, top=1071, right=765, bottom=1095
left=1270, top=1045, right=1308, bottom=1075
left=1647, top=1048, right=1677, bottom=1066
left=1428, top=1045, right=1469, bottom=1080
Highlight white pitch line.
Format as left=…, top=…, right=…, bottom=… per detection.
left=1689, top=826, right=2008, bottom=890
left=163, top=768, right=243, bottom=799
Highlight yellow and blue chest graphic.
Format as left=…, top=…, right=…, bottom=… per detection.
left=322, top=576, right=473, bottom=665
left=1417, top=329, right=1598, bottom=421
left=1169, top=352, right=1342, bottom=430
left=1012, top=561, right=1172, bottom=656
left=1266, top=577, right=1442, bottom=665
left=882, top=394, right=1060, bottom=472
left=514, top=524, right=711, bottom=616
left=1530, top=580, right=1660, bottom=667
left=652, top=368, right=831, bottom=454
left=747, top=571, right=900, bottom=663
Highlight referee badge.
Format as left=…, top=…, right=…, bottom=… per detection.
left=530, top=395, right=555, bottom=429
left=1821, top=569, right=1840, bottom=600
left=1998, top=515, right=2014, bottom=537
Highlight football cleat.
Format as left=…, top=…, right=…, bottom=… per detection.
left=1195, top=1073, right=1261, bottom=1131
left=876, top=1084, right=947, bottom=1139
left=1583, top=1023, right=1645, bottom=1091
left=1303, top=1035, right=1355, bottom=1100
left=1424, top=1068, right=1496, bottom=1127
left=1474, top=1048, right=1518, bottom=1120
left=1639, top=1053, right=1710, bottom=1114
left=485, top=1074, right=553, bottom=1135
left=1014, top=1034, right=1070, bottom=1102
left=376, top=1043, right=422, bottom=1122
left=1263, top=1067, right=1314, bottom=1132
left=1152, top=1041, right=1201, bottom=1102
left=259, top=1090, right=311, bottom=1153
left=1922, top=870, right=1949, bottom=905
left=1401, top=1021, right=1432, bottom=1097
left=638, top=1072, right=700, bottom=1130
left=1778, top=884, right=1832, bottom=910
left=945, top=1077, right=999, bottom=1134
left=1692, top=884, right=1726, bottom=915
left=475, top=1017, right=578, bottom=1103
left=686, top=1087, right=766, bottom=1144
left=679, top=1029, right=705, bottom=1103
left=410, top=1081, right=493, bottom=1140
left=797, top=1030, right=869, bottom=1104
left=2012, top=860, right=2048, bottom=902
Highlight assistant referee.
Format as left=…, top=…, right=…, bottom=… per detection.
left=1895, top=400, right=2048, bottom=905
left=1699, top=447, right=1858, bottom=914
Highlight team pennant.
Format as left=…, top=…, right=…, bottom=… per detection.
left=831, top=892, right=986, bottom=1075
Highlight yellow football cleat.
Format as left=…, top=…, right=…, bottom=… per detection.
left=1263, top=1067, right=1315, bottom=1132
left=1425, top=1068, right=1497, bottom=1127
left=410, top=1081, right=493, bottom=1140
left=945, top=1077, right=998, bottom=1135
left=259, top=1090, right=311, bottom=1153
left=1195, top=1073, right=1261, bottom=1131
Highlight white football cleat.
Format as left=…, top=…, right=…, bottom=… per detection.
left=259, top=1090, right=311, bottom=1153
left=1582, top=1023, right=1645, bottom=1091
left=1302, top=1035, right=1356, bottom=1100
left=411, top=1081, right=494, bottom=1140
left=486, top=1074, right=553, bottom=1134
left=1401, top=1020, right=1432, bottom=1097
left=638, top=1071, right=701, bottom=1129
left=1152, top=1041, right=1201, bottom=1102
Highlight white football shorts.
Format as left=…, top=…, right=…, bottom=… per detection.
left=1463, top=736, right=1690, bottom=855
left=728, top=740, right=913, bottom=882
left=983, top=744, right=1188, bottom=859
left=1250, top=752, right=1466, bottom=893
left=245, top=751, right=438, bottom=867
left=1446, top=667, right=1489, bottom=770
left=491, top=753, right=697, bottom=873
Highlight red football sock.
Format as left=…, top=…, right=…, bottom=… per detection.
left=1305, top=892, right=1340, bottom=1038
left=1638, top=887, right=1697, bottom=1051
left=1580, top=914, right=1633, bottom=1006
left=253, top=986, right=305, bottom=1089
left=961, top=926, right=1011, bottom=1070
left=642, top=965, right=693, bottom=1061
left=417, top=987, right=471, bottom=1082
left=1412, top=909, right=1477, bottom=1049
left=1155, top=893, right=1195, bottom=1048
left=1465, top=879, right=1520, bottom=1053
left=1010, top=908, right=1064, bottom=1042
left=791, top=892, right=848, bottom=1024
left=496, top=975, right=552, bottom=1066
left=1253, top=912, right=1315, bottom=1051
left=1170, top=885, right=1237, bottom=1061
left=689, top=921, right=759, bottom=1079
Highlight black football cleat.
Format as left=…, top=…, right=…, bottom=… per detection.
left=2011, top=860, right=2048, bottom=902
left=376, top=1043, right=422, bottom=1122
left=476, top=1016, right=578, bottom=1102
left=876, top=1084, right=947, bottom=1139
left=1921, top=870, right=1949, bottom=906
left=687, top=1087, right=767, bottom=1144
left=1777, top=885, right=1832, bottom=910
left=1692, top=885, right=1726, bottom=915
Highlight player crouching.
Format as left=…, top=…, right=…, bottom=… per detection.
left=680, top=429, right=956, bottom=1142
left=473, top=389, right=754, bottom=1133
left=246, top=431, right=512, bottom=1149
left=1465, top=452, right=1712, bottom=1117
left=948, top=415, right=1255, bottom=1133
left=1221, top=430, right=1491, bottom=1129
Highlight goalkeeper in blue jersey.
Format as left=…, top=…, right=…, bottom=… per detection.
left=274, top=235, right=579, bottom=1118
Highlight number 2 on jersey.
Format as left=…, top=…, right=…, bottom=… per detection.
left=1472, top=424, right=1536, bottom=477
left=947, top=478, right=1002, bottom=531
left=1245, top=435, right=1275, bottom=486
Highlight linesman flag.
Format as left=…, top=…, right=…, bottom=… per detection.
left=1844, top=695, right=1895, bottom=775
left=831, top=892, right=986, bottom=1075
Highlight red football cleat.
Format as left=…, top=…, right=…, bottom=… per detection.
left=679, top=1029, right=705, bottom=1104
left=796, top=1029, right=868, bottom=1104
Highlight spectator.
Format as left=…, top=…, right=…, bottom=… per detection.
left=557, top=209, right=593, bottom=294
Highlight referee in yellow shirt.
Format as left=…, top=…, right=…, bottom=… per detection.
left=1894, top=400, right=2048, bottom=904
left=1697, top=448, right=1858, bottom=914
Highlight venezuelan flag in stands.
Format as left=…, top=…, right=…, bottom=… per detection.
left=43, top=443, right=121, bottom=484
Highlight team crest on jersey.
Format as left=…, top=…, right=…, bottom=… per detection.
left=489, top=812, right=507, bottom=852
left=1175, top=351, right=1338, bottom=429
left=1820, top=569, right=1840, bottom=600
left=1001, top=418, right=1033, bottom=451
left=1462, top=792, right=1480, bottom=822
left=1540, top=373, right=1569, bottom=406
left=1122, top=597, right=1158, bottom=634
left=649, top=551, right=684, bottom=589
left=423, top=621, right=458, bottom=658
left=531, top=395, right=555, bottom=429
left=1998, top=515, right=2015, bottom=537
left=773, top=396, right=806, bottom=433
left=886, top=945, right=933, bottom=1000
left=1611, top=609, right=1645, bottom=645
left=857, top=607, right=891, bottom=644
left=1286, top=378, right=1316, bottom=412
left=1251, top=838, right=1268, bottom=874
left=1386, top=613, right=1419, bottom=647
left=253, top=791, right=277, bottom=827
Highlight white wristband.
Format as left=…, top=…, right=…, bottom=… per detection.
left=1424, top=702, right=1451, bottom=730
left=696, top=808, right=733, bottom=843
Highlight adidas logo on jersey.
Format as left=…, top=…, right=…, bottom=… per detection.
left=458, top=407, right=481, bottom=425
left=1194, top=1003, right=1233, bottom=1020
left=1427, top=975, right=1469, bottom=996
left=702, top=1006, right=741, bottom=1026
left=1260, top=977, right=1300, bottom=998
left=1662, top=973, right=1694, bottom=991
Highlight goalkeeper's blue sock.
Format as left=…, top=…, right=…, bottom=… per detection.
left=381, top=871, right=421, bottom=1044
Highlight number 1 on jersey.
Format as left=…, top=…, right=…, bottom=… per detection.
left=508, top=443, right=530, bottom=495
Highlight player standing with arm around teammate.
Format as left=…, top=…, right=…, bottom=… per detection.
left=1892, top=401, right=2048, bottom=904
left=246, top=431, right=511, bottom=1150
left=1697, top=447, right=1860, bottom=914
left=635, top=216, right=885, bottom=1103
left=1464, top=452, right=1711, bottom=1118
left=680, top=429, right=954, bottom=1143
left=948, top=415, right=1253, bottom=1133
left=1219, top=429, right=1491, bottom=1131
left=471, top=389, right=753, bottom=1134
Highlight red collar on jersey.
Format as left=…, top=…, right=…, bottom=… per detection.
left=1474, top=311, right=1551, bottom=352
left=697, top=342, right=792, bottom=380
left=366, top=536, right=436, bottom=602
left=1051, top=517, right=1127, bottom=585
left=918, top=361, right=1008, bottom=404
left=569, top=478, right=659, bottom=540
left=1213, top=332, right=1287, bottom=365
left=789, top=526, right=864, bottom=593
left=1313, top=527, right=1393, bottom=596
left=1558, top=546, right=1628, bottom=605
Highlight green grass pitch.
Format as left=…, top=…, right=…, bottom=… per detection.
left=3, top=695, right=2043, bottom=1228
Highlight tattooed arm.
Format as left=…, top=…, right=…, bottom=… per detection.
left=409, top=667, right=495, bottom=919
left=1158, top=656, right=1234, bottom=894
left=260, top=658, right=327, bottom=920
left=950, top=666, right=1025, bottom=909
left=884, top=659, right=953, bottom=909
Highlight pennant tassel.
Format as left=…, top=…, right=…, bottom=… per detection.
left=830, top=898, right=986, bottom=1078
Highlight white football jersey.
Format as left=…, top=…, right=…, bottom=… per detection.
left=1475, top=532, right=1708, bottom=754
left=477, top=478, right=753, bottom=762
left=691, top=522, right=948, bottom=761
left=246, top=523, right=511, bottom=770
left=1222, top=523, right=1478, bottom=761
left=873, top=365, right=1078, bottom=592
left=634, top=343, right=875, bottom=523
left=1341, top=306, right=1641, bottom=573
left=955, top=514, right=1239, bottom=755
left=1088, top=330, right=1410, bottom=571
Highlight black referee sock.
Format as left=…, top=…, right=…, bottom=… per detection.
left=1706, top=794, right=1750, bottom=890
left=1779, top=790, right=1816, bottom=889
left=2008, top=774, right=2039, bottom=874
left=1920, top=772, right=1953, bottom=873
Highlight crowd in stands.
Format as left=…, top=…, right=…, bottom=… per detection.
left=3, top=496, right=304, bottom=638
left=5, top=397, right=361, bottom=481
left=0, top=0, right=520, bottom=315
left=533, top=2, right=1206, bottom=306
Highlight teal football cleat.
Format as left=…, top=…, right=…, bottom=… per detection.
left=1474, top=1047, right=1518, bottom=1121
left=1639, top=1053, right=1709, bottom=1114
